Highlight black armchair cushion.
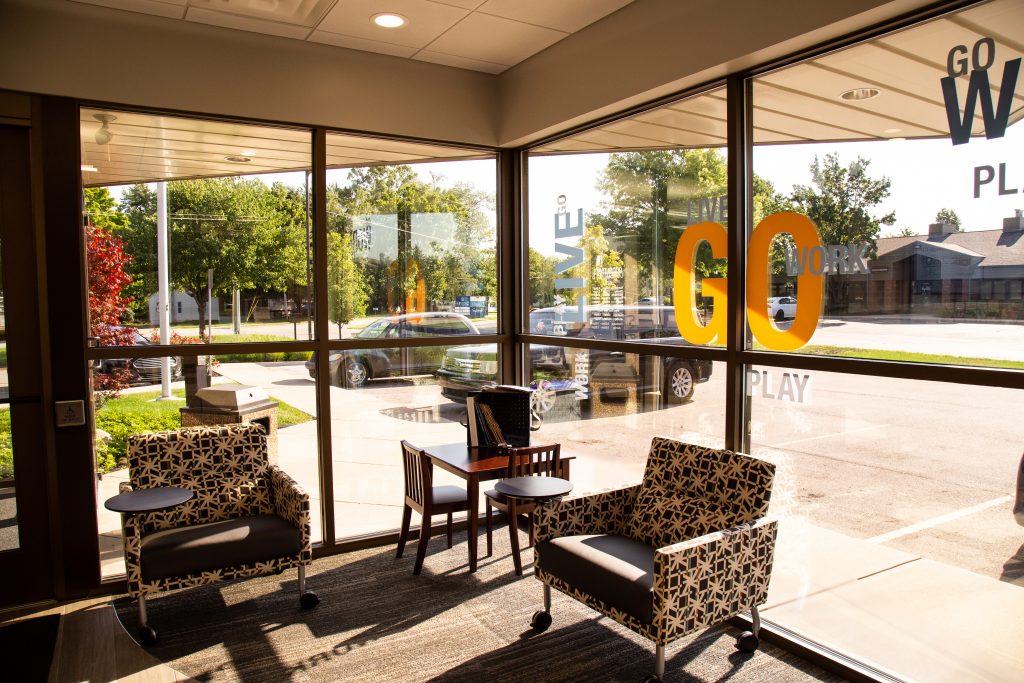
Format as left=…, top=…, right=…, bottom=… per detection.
left=537, top=534, right=655, bottom=623
left=141, top=515, right=301, bottom=582
left=624, top=484, right=736, bottom=549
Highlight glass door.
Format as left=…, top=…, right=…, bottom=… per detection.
left=0, top=124, right=52, bottom=605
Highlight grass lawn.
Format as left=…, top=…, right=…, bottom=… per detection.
left=100, top=387, right=312, bottom=427
left=205, top=334, right=312, bottom=362
left=94, top=386, right=313, bottom=472
left=754, top=343, right=1024, bottom=369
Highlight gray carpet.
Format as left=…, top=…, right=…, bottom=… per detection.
left=115, top=528, right=845, bottom=682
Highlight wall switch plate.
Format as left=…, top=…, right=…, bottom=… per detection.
left=55, top=400, right=86, bottom=427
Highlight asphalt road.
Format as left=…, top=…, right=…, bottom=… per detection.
left=161, top=314, right=1024, bottom=362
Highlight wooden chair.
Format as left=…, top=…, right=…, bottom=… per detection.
left=396, top=440, right=470, bottom=575
left=485, top=444, right=563, bottom=575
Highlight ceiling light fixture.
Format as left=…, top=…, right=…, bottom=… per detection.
left=884, top=127, right=902, bottom=134
left=81, top=164, right=98, bottom=172
left=241, top=149, right=257, bottom=156
left=225, top=155, right=252, bottom=163
left=372, top=13, right=406, bottom=28
left=840, top=87, right=880, bottom=101
left=93, top=113, right=116, bottom=145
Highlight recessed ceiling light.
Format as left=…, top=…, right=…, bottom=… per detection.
left=372, top=13, right=406, bottom=28
left=840, top=88, right=880, bottom=101
left=81, top=164, right=98, bottom=172
left=225, top=155, right=252, bottom=163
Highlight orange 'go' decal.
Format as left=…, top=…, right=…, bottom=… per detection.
left=672, top=212, right=824, bottom=350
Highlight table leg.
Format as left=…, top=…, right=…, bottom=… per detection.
left=468, top=476, right=479, bottom=572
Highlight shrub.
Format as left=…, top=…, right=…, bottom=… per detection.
left=95, top=400, right=181, bottom=472
left=93, top=387, right=313, bottom=473
left=0, top=410, right=12, bottom=480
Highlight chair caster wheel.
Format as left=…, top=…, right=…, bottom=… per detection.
left=300, top=591, right=320, bottom=609
left=530, top=610, right=551, bottom=632
left=139, top=625, right=158, bottom=646
left=735, top=631, right=759, bottom=652
left=643, top=675, right=661, bottom=682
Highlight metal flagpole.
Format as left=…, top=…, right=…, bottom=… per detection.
left=157, top=181, right=172, bottom=399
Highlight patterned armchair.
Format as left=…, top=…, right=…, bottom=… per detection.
left=531, top=437, right=777, bottom=682
left=121, top=423, right=318, bottom=644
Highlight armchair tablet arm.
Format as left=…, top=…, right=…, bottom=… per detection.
left=269, top=465, right=312, bottom=559
left=650, top=517, right=778, bottom=643
left=533, top=484, right=641, bottom=545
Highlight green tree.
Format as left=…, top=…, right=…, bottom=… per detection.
left=935, top=207, right=962, bottom=231
left=559, top=223, right=626, bottom=303
left=343, top=166, right=493, bottom=312
left=327, top=231, right=368, bottom=336
left=475, top=248, right=498, bottom=304
left=178, top=178, right=277, bottom=336
left=584, top=149, right=797, bottom=303
left=592, top=150, right=728, bottom=300
left=266, top=181, right=312, bottom=311
left=789, top=153, right=895, bottom=310
left=529, top=247, right=557, bottom=309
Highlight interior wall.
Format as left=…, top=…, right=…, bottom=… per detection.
left=497, top=0, right=934, bottom=146
left=0, top=0, right=498, bottom=146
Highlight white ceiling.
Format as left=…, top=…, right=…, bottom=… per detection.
left=76, top=0, right=1024, bottom=186
left=79, top=108, right=491, bottom=186
left=68, top=0, right=634, bottom=74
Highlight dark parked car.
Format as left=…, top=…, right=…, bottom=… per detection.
left=306, top=312, right=481, bottom=387
left=436, top=304, right=713, bottom=418
left=95, top=328, right=183, bottom=384
left=436, top=342, right=569, bottom=403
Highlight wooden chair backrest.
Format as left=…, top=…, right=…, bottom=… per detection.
left=400, top=440, right=433, bottom=508
left=506, top=444, right=562, bottom=478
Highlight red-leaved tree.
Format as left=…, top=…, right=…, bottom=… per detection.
left=87, top=217, right=136, bottom=400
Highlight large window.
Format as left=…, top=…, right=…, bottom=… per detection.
left=324, top=134, right=497, bottom=539
left=529, top=88, right=728, bottom=346
left=84, top=113, right=500, bottom=567
left=525, top=88, right=728, bottom=495
left=749, top=0, right=1024, bottom=369
left=81, top=110, right=323, bottom=579
left=523, top=1, right=1023, bottom=680
left=324, top=135, right=497, bottom=340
